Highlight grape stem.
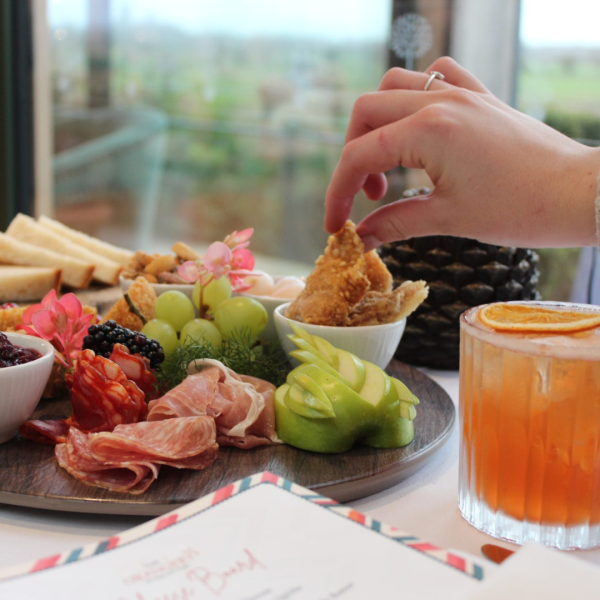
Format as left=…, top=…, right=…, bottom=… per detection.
left=124, top=293, right=147, bottom=325
left=198, top=273, right=213, bottom=320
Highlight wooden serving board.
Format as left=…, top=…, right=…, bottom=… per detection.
left=0, top=361, right=455, bottom=515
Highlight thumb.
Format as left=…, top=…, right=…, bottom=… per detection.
left=356, top=192, right=448, bottom=251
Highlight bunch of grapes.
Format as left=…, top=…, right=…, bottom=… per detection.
left=141, top=277, right=268, bottom=354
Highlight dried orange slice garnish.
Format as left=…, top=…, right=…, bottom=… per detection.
left=478, top=303, right=600, bottom=333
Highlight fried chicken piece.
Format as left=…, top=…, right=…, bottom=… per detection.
left=286, top=221, right=370, bottom=326
left=364, top=250, right=393, bottom=293
left=346, top=280, right=429, bottom=327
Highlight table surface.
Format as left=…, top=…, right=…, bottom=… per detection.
left=1, top=368, right=599, bottom=572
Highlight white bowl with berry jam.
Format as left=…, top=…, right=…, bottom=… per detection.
left=0, top=332, right=55, bottom=444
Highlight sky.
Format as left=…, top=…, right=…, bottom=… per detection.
left=49, top=0, right=600, bottom=47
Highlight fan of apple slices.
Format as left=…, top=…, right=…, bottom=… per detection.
left=274, top=323, right=419, bottom=453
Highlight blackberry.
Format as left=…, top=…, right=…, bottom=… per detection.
left=378, top=188, right=540, bottom=370
left=83, top=321, right=165, bottom=368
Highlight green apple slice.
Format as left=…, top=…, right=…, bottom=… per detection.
left=357, top=361, right=391, bottom=407
left=289, top=322, right=316, bottom=347
left=287, top=369, right=335, bottom=418
left=392, top=378, right=419, bottom=404
left=289, top=350, right=354, bottom=390
left=287, top=335, right=329, bottom=363
left=313, top=337, right=339, bottom=369
left=399, top=401, right=417, bottom=421
left=284, top=383, right=335, bottom=419
left=336, top=349, right=366, bottom=392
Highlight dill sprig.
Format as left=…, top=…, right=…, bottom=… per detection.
left=155, top=328, right=290, bottom=391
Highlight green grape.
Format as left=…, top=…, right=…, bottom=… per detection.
left=180, top=318, right=222, bottom=347
left=141, top=319, right=178, bottom=354
left=193, top=277, right=232, bottom=313
left=214, top=296, right=268, bottom=343
left=155, top=290, right=195, bottom=332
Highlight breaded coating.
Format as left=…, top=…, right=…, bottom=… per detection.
left=286, top=221, right=370, bottom=326
left=346, top=281, right=429, bottom=326
left=102, top=276, right=156, bottom=331
left=364, top=250, right=393, bottom=293
left=0, top=304, right=97, bottom=332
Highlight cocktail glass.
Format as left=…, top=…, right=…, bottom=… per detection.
left=459, top=302, right=600, bottom=549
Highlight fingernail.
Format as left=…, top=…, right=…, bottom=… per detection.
left=361, top=235, right=384, bottom=252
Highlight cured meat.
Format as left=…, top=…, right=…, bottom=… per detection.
left=67, top=349, right=147, bottom=432
left=146, top=367, right=220, bottom=421
left=148, top=359, right=281, bottom=448
left=109, top=344, right=157, bottom=399
left=56, top=428, right=157, bottom=495
left=19, top=419, right=70, bottom=445
left=88, top=417, right=218, bottom=470
left=217, top=373, right=280, bottom=449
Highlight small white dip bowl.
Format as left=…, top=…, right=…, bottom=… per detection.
left=273, top=302, right=406, bottom=370
left=0, top=333, right=55, bottom=444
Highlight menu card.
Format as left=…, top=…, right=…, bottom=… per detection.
left=0, top=472, right=487, bottom=599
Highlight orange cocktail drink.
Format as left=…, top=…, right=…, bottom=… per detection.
left=459, top=302, right=600, bottom=549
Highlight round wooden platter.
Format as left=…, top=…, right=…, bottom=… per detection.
left=0, top=361, right=455, bottom=516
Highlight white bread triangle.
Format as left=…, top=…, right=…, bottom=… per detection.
left=0, top=266, right=62, bottom=302
left=7, top=214, right=122, bottom=285
left=37, top=216, right=133, bottom=266
left=0, top=232, right=94, bottom=288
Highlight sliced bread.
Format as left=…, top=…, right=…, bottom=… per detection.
left=0, top=232, right=94, bottom=288
left=0, top=266, right=62, bottom=302
left=7, top=214, right=122, bottom=286
left=37, top=215, right=134, bottom=266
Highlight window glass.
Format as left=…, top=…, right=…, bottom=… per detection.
left=517, top=0, right=600, bottom=301
left=49, top=0, right=392, bottom=272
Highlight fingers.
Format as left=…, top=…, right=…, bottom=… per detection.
left=377, top=67, right=451, bottom=93
left=324, top=112, right=436, bottom=234
left=425, top=56, right=489, bottom=93
left=357, top=194, right=447, bottom=251
left=344, top=89, right=456, bottom=145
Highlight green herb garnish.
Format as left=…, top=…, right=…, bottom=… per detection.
left=155, top=328, right=289, bottom=392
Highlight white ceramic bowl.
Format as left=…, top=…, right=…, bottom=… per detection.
left=119, top=275, right=194, bottom=303
left=0, top=333, right=55, bottom=444
left=239, top=276, right=305, bottom=345
left=273, top=303, right=406, bottom=370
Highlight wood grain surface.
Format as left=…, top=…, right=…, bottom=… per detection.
left=0, top=361, right=455, bottom=515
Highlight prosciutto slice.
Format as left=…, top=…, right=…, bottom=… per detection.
left=147, top=359, right=281, bottom=448
left=88, top=417, right=218, bottom=470
left=146, top=368, right=220, bottom=420
left=56, top=428, right=158, bottom=495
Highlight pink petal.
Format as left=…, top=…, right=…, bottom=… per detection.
left=178, top=261, right=201, bottom=283
left=59, top=293, right=83, bottom=320
left=15, top=324, right=40, bottom=337
left=204, top=242, right=232, bottom=270
left=30, top=311, right=58, bottom=340
left=231, top=248, right=255, bottom=271
left=21, top=303, right=41, bottom=326
left=40, top=289, right=58, bottom=310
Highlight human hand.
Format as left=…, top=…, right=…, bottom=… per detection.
left=324, top=57, right=600, bottom=250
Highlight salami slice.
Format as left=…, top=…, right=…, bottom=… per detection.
left=88, top=417, right=218, bottom=470
left=56, top=428, right=158, bottom=494
left=109, top=344, right=156, bottom=399
left=67, top=350, right=146, bottom=432
left=19, top=419, right=70, bottom=445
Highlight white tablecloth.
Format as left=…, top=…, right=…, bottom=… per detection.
left=1, top=369, right=599, bottom=571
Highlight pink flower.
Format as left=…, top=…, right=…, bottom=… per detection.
left=177, top=228, right=260, bottom=293
left=203, top=241, right=233, bottom=280
left=223, top=228, right=253, bottom=251
left=17, top=291, right=94, bottom=368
